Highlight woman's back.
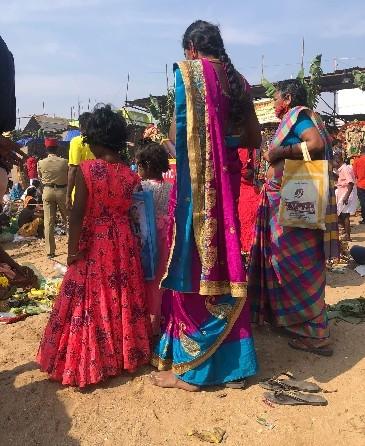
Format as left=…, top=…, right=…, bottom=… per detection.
left=80, top=159, right=139, bottom=219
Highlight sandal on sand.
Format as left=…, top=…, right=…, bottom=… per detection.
left=224, top=379, right=247, bottom=389
left=259, top=373, right=321, bottom=393
left=288, top=338, right=333, bottom=357
left=264, top=390, right=328, bottom=406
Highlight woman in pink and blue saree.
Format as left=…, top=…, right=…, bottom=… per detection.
left=150, top=21, right=261, bottom=391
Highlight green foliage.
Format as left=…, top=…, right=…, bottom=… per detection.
left=296, top=67, right=305, bottom=81
left=305, top=54, right=323, bottom=109
left=147, top=87, right=175, bottom=136
left=353, top=70, right=365, bottom=91
left=261, top=78, right=276, bottom=99
left=261, top=54, right=323, bottom=109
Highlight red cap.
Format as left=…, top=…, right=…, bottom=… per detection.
left=44, top=137, right=58, bottom=148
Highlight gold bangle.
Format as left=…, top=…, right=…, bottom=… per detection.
left=160, top=138, right=170, bottom=144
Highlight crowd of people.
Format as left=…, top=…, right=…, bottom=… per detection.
left=1, top=20, right=364, bottom=392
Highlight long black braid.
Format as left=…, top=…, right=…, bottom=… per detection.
left=182, top=20, right=252, bottom=126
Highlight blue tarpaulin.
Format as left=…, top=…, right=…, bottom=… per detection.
left=63, top=129, right=80, bottom=142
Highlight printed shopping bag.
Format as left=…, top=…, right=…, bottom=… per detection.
left=278, top=144, right=329, bottom=230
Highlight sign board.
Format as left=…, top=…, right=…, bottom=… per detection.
left=254, top=99, right=279, bottom=125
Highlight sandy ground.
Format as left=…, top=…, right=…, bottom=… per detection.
left=0, top=226, right=365, bottom=446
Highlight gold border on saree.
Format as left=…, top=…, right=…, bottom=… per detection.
left=151, top=295, right=246, bottom=375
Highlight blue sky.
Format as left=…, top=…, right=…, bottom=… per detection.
left=1, top=0, right=365, bottom=126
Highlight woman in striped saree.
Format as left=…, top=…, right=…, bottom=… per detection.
left=248, top=79, right=339, bottom=356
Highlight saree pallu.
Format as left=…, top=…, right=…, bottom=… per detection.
left=249, top=177, right=329, bottom=339
left=153, top=59, right=257, bottom=385
left=248, top=106, right=338, bottom=339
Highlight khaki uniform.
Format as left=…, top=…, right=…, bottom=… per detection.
left=37, top=154, right=68, bottom=256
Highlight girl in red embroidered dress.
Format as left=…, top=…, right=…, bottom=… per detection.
left=37, top=106, right=151, bottom=387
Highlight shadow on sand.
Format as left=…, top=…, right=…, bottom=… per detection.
left=0, top=362, right=79, bottom=446
left=251, top=319, right=365, bottom=387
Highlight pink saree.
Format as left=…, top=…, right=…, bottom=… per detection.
left=152, top=59, right=257, bottom=386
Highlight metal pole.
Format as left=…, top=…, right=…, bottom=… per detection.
left=333, top=58, right=338, bottom=124
left=301, top=38, right=305, bottom=71
left=165, top=63, right=169, bottom=92
left=125, top=72, right=130, bottom=106
left=261, top=55, right=264, bottom=81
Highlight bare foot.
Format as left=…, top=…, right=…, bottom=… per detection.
left=149, top=371, right=200, bottom=392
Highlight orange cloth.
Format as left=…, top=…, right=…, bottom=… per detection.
left=353, top=155, right=365, bottom=189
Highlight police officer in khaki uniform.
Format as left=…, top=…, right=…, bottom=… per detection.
left=37, top=137, right=68, bottom=258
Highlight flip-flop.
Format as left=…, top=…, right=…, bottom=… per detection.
left=224, top=379, right=247, bottom=389
left=264, top=390, right=328, bottom=406
left=288, top=339, right=333, bottom=357
left=259, top=373, right=321, bottom=393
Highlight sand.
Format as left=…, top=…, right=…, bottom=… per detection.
left=0, top=227, right=365, bottom=446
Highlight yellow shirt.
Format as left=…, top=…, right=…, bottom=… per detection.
left=69, top=135, right=95, bottom=201
left=69, top=135, right=95, bottom=166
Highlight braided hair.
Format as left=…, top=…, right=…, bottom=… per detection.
left=182, top=20, right=251, bottom=126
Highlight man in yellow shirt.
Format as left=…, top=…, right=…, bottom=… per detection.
left=66, top=112, right=95, bottom=209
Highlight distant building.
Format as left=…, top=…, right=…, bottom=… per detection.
left=23, top=114, right=71, bottom=135
left=337, top=88, right=365, bottom=115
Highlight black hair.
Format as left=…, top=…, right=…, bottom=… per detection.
left=46, top=147, right=58, bottom=155
left=32, top=179, right=40, bottom=188
left=135, top=143, right=170, bottom=175
left=83, top=105, right=128, bottom=161
left=26, top=186, right=37, bottom=198
left=79, top=112, right=92, bottom=131
left=276, top=79, right=308, bottom=107
left=182, top=20, right=251, bottom=125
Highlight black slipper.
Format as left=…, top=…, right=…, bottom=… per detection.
left=259, top=374, right=321, bottom=393
left=288, top=339, right=333, bottom=357
left=264, top=390, right=328, bottom=406
left=224, top=379, right=247, bottom=389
